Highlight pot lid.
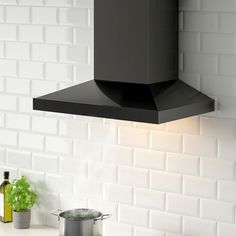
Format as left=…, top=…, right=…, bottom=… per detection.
left=59, top=209, right=102, bottom=221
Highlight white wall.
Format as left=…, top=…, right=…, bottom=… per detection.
left=0, top=0, right=236, bottom=235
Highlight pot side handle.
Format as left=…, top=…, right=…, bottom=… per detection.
left=50, top=209, right=63, bottom=221
left=96, top=214, right=111, bottom=221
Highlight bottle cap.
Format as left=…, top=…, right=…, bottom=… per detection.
left=4, top=171, right=9, bottom=179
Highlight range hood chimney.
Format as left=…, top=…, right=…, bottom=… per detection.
left=33, top=0, right=215, bottom=124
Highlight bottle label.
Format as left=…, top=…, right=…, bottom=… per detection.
left=0, top=193, right=4, bottom=217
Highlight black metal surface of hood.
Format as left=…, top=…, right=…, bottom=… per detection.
left=33, top=0, right=215, bottom=124
left=33, top=80, right=214, bottom=124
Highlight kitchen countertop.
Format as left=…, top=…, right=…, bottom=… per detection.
left=0, top=223, right=58, bottom=236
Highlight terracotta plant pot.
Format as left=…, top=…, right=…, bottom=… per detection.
left=13, top=209, right=31, bottom=229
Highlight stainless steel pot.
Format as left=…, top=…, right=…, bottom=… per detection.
left=52, top=209, right=111, bottom=236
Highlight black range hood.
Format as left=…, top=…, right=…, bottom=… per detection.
left=33, top=0, right=215, bottom=124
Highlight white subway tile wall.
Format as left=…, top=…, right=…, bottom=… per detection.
left=0, top=1, right=236, bottom=235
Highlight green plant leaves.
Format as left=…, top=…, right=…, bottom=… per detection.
left=5, top=176, right=37, bottom=212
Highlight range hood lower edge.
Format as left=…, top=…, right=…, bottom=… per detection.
left=33, top=80, right=215, bottom=124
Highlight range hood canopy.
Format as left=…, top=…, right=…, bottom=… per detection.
left=33, top=0, right=215, bottom=124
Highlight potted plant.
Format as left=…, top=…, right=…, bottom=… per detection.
left=5, top=176, right=37, bottom=229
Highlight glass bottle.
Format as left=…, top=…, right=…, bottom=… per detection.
left=0, top=171, right=12, bottom=223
